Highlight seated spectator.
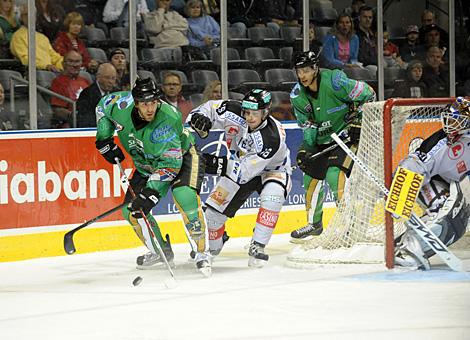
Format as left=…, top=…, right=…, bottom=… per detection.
left=309, top=22, right=322, bottom=54
left=201, top=79, right=221, bottom=103
left=201, top=0, right=219, bottom=22
left=356, top=6, right=378, bottom=72
left=0, top=0, right=20, bottom=58
left=421, top=46, right=449, bottom=97
left=36, top=0, right=65, bottom=42
left=423, top=24, right=447, bottom=59
left=227, top=0, right=258, bottom=28
left=383, top=31, right=405, bottom=68
left=0, top=82, right=17, bottom=130
left=53, top=12, right=99, bottom=73
left=10, top=5, right=63, bottom=72
left=143, top=0, right=189, bottom=48
left=251, top=0, right=300, bottom=27
left=76, top=63, right=117, bottom=127
left=322, top=13, right=360, bottom=69
left=419, top=9, right=448, bottom=47
left=109, top=48, right=130, bottom=90
left=399, top=25, right=426, bottom=63
left=103, top=0, right=149, bottom=36
left=391, top=60, right=428, bottom=98
left=343, top=0, right=365, bottom=29
left=185, top=0, right=220, bottom=58
left=161, top=71, right=192, bottom=122
left=50, top=50, right=91, bottom=128
left=75, top=0, right=107, bottom=27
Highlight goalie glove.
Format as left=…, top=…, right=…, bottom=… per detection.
left=190, top=112, right=212, bottom=138
left=129, top=187, right=160, bottom=218
left=95, top=137, right=125, bottom=164
left=203, top=153, right=227, bottom=176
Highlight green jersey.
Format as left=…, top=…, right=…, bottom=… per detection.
left=290, top=69, right=375, bottom=149
left=95, top=91, right=195, bottom=194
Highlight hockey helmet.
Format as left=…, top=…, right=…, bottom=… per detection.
left=241, top=89, right=272, bottom=120
left=132, top=77, right=160, bottom=102
left=293, top=50, right=320, bottom=69
left=442, top=96, right=470, bottom=143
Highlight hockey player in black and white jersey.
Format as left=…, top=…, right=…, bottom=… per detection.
left=189, top=89, right=292, bottom=267
left=395, top=96, right=470, bottom=269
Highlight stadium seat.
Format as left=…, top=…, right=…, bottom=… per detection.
left=137, top=69, right=157, bottom=83
left=383, top=67, right=406, bottom=88
left=245, top=47, right=286, bottom=71
left=227, top=69, right=269, bottom=92
left=342, top=67, right=374, bottom=81
left=191, top=70, right=219, bottom=87
left=227, top=26, right=250, bottom=49
left=189, top=93, right=203, bottom=107
left=265, top=68, right=297, bottom=91
left=0, top=69, right=24, bottom=94
left=85, top=27, right=117, bottom=48
left=311, top=7, right=338, bottom=26
left=247, top=26, right=283, bottom=47
left=279, top=46, right=294, bottom=66
left=315, top=26, right=332, bottom=43
left=79, top=70, right=94, bottom=84
left=210, top=48, right=252, bottom=69
left=228, top=91, right=244, bottom=100
left=280, top=26, right=302, bottom=45
left=87, top=48, right=108, bottom=63
left=140, top=47, right=182, bottom=70
left=36, top=70, right=56, bottom=89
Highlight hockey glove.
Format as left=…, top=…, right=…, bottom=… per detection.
left=95, top=137, right=125, bottom=164
left=345, top=103, right=362, bottom=124
left=348, top=123, right=362, bottom=144
left=296, top=149, right=310, bottom=173
left=190, top=112, right=212, bottom=138
left=129, top=187, right=160, bottom=218
left=203, top=153, right=227, bottom=176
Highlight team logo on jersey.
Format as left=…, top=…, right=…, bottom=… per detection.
left=151, top=125, right=176, bottom=143
left=332, top=71, right=347, bottom=91
left=226, top=125, right=239, bottom=136
left=448, top=141, right=464, bottom=160
left=457, top=160, right=468, bottom=174
left=162, top=148, right=182, bottom=159
left=226, top=111, right=246, bottom=127
left=303, top=104, right=312, bottom=113
left=252, top=131, right=264, bottom=152
left=327, top=103, right=347, bottom=114
left=208, top=186, right=229, bottom=206
left=104, top=94, right=120, bottom=107
left=348, top=81, right=364, bottom=100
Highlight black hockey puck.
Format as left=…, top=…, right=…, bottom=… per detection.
left=132, top=276, right=143, bottom=286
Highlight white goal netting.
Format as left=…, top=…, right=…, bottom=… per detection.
left=286, top=99, right=451, bottom=267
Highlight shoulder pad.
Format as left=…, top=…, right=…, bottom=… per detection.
left=253, top=120, right=280, bottom=159
left=331, top=69, right=349, bottom=91
left=217, top=100, right=242, bottom=116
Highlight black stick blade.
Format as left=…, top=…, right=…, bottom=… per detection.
left=64, top=231, right=76, bottom=255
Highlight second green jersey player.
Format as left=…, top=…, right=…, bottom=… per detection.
left=290, top=51, right=375, bottom=240
left=95, top=78, right=211, bottom=276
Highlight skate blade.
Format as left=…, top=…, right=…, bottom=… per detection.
left=136, top=260, right=175, bottom=270
left=289, top=236, right=313, bottom=244
left=248, top=257, right=267, bottom=268
left=198, top=266, right=212, bottom=278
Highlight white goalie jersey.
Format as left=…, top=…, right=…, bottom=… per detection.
left=188, top=100, right=292, bottom=185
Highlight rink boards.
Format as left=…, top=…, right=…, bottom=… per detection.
left=0, top=125, right=337, bottom=261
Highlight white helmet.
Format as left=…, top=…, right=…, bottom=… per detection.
left=442, top=97, right=470, bottom=144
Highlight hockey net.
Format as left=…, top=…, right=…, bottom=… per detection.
left=286, top=98, right=454, bottom=268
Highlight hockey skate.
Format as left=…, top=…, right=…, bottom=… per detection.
left=194, top=252, right=212, bottom=278
left=248, top=240, right=269, bottom=268
left=290, top=221, right=323, bottom=243
left=136, top=234, right=175, bottom=270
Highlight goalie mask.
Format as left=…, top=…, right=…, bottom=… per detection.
left=241, top=89, right=272, bottom=122
left=132, top=77, right=160, bottom=103
left=442, top=96, right=470, bottom=144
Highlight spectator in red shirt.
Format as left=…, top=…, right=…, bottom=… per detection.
left=383, top=31, right=405, bottom=68
left=50, top=50, right=90, bottom=128
left=53, top=12, right=99, bottom=73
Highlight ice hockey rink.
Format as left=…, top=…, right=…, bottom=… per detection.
left=1, top=233, right=470, bottom=340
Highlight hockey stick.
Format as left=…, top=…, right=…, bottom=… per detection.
left=331, top=133, right=463, bottom=272
left=115, top=159, right=177, bottom=286
left=292, top=138, right=349, bottom=170
left=64, top=202, right=127, bottom=255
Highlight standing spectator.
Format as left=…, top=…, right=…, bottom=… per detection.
left=391, top=60, right=428, bottom=98
left=0, top=0, right=20, bottom=57
left=201, top=79, right=221, bottom=103
left=161, top=71, right=192, bottom=122
left=421, top=46, right=449, bottom=97
left=399, top=25, right=426, bottom=63
left=53, top=12, right=99, bottom=73
left=36, top=0, right=65, bottom=42
left=356, top=6, right=378, bottom=72
left=102, top=0, right=149, bottom=36
left=143, top=0, right=189, bottom=48
left=109, top=48, right=130, bottom=90
left=10, top=5, right=63, bottom=71
left=76, top=63, right=117, bottom=127
left=0, top=82, right=17, bottom=130
left=50, top=50, right=91, bottom=128
left=322, top=13, right=360, bottom=69
left=185, top=0, right=220, bottom=58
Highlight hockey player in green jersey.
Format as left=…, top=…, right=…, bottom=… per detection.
left=95, top=78, right=211, bottom=276
left=290, top=51, right=375, bottom=240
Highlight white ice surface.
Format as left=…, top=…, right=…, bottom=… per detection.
left=1, top=234, right=470, bottom=340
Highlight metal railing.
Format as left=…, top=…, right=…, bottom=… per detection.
left=9, top=75, right=77, bottom=127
